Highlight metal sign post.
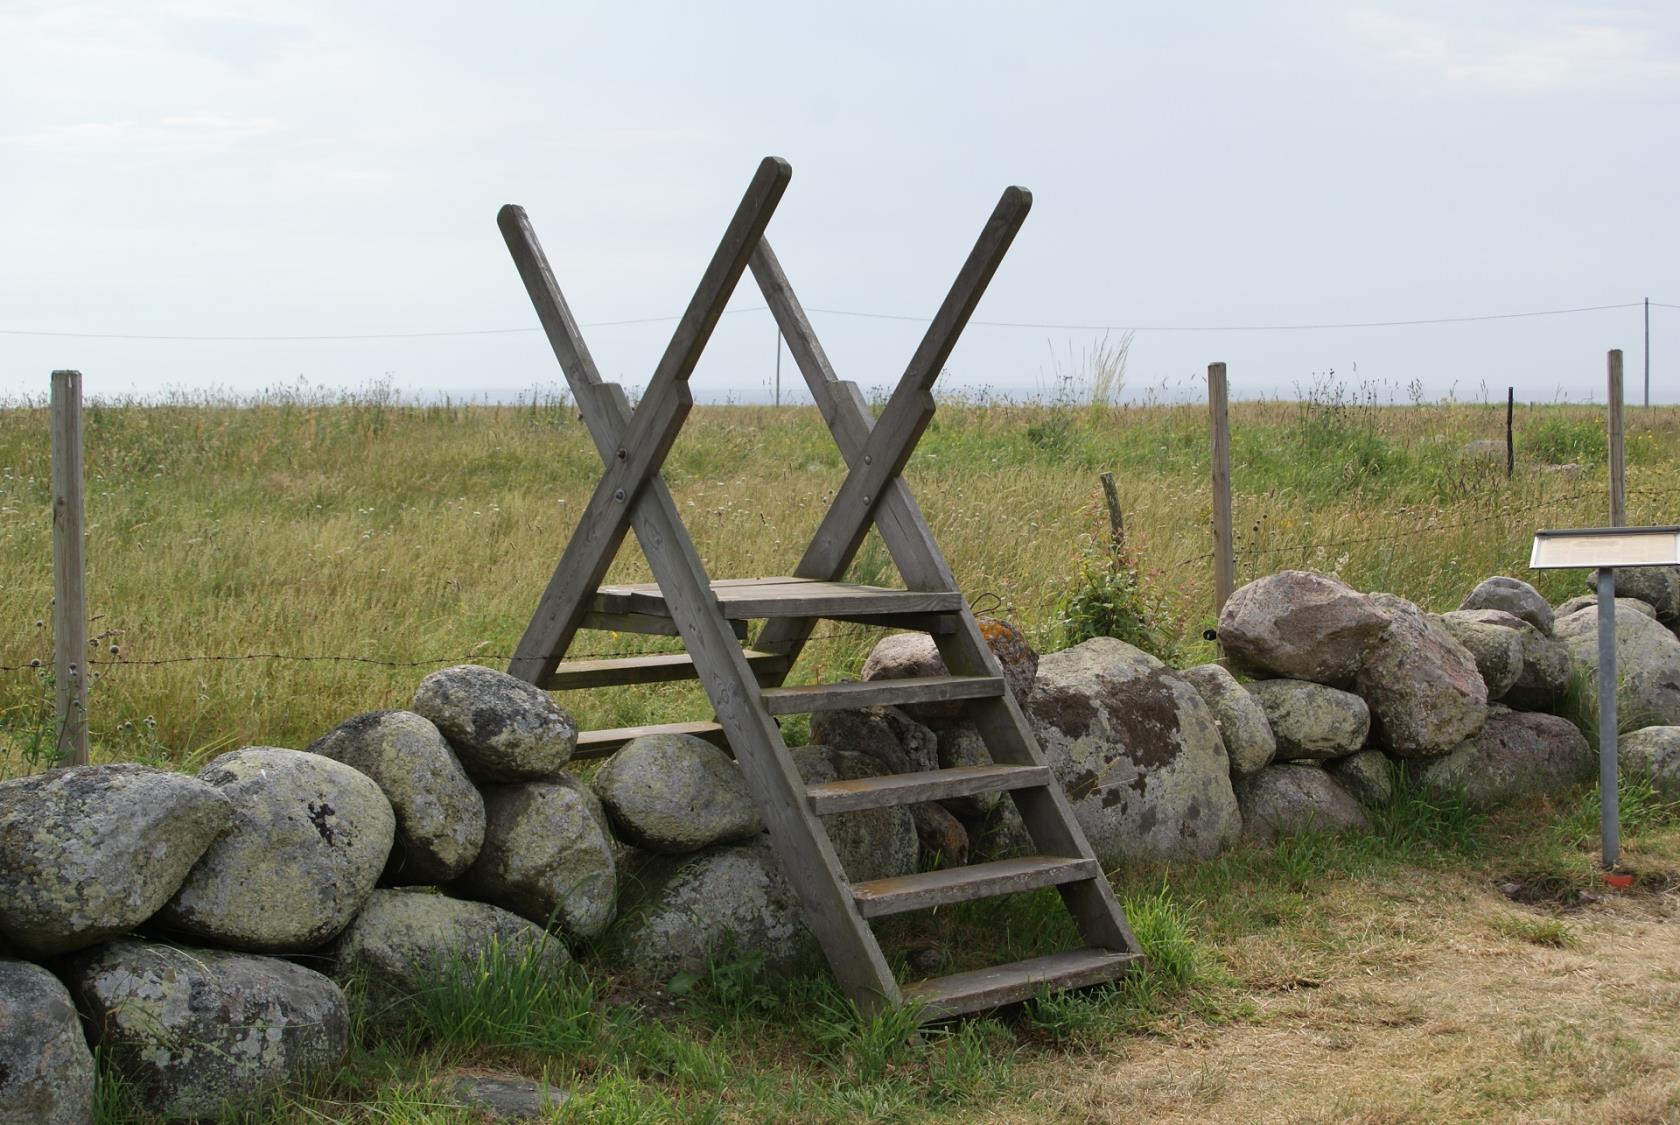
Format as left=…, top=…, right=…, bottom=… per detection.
left=1530, top=526, right=1680, bottom=871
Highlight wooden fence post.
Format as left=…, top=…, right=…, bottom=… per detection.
left=1607, top=350, right=1625, bottom=527
left=50, top=370, right=89, bottom=767
left=1208, top=362, right=1234, bottom=617
left=1505, top=387, right=1514, bottom=478
left=1098, top=471, right=1124, bottom=553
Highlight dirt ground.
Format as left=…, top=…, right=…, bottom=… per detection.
left=1012, top=868, right=1680, bottom=1123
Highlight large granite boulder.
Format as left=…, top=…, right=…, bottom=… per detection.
left=590, top=733, right=762, bottom=854
left=1460, top=576, right=1553, bottom=634
left=1236, top=763, right=1369, bottom=846
left=808, top=707, right=937, bottom=775
left=1355, top=594, right=1488, bottom=758
left=1437, top=611, right=1525, bottom=700
left=411, top=664, right=577, bottom=782
left=1247, top=679, right=1370, bottom=762
left=1180, top=664, right=1277, bottom=777
left=1024, top=637, right=1241, bottom=864
left=1445, top=609, right=1575, bottom=714
left=608, top=841, right=816, bottom=982
left=934, top=724, right=999, bottom=817
left=0, top=764, right=232, bottom=958
left=1555, top=602, right=1680, bottom=728
left=65, top=940, right=348, bottom=1121
left=858, top=617, right=1038, bottom=722
left=790, top=746, right=918, bottom=883
left=308, top=710, right=486, bottom=885
left=1589, top=566, right=1680, bottom=623
left=1556, top=595, right=1656, bottom=622
left=1328, top=749, right=1394, bottom=807
left=1217, top=570, right=1389, bottom=686
left=332, top=889, right=570, bottom=1014
left=1411, top=707, right=1594, bottom=809
left=0, top=958, right=94, bottom=1125
left=1621, top=726, right=1680, bottom=798
left=159, top=748, right=395, bottom=952
left=451, top=776, right=616, bottom=941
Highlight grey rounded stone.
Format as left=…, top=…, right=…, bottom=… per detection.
left=0, top=958, right=94, bottom=1125
left=159, top=748, right=395, bottom=952
left=65, top=940, right=348, bottom=1121
left=451, top=776, right=616, bottom=941
left=1621, top=726, right=1680, bottom=798
left=447, top=1076, right=570, bottom=1119
left=1248, top=678, right=1370, bottom=762
left=1460, top=439, right=1506, bottom=462
left=411, top=664, right=577, bottom=782
left=1217, top=570, right=1389, bottom=686
left=808, top=707, right=938, bottom=775
left=1410, top=706, right=1594, bottom=809
left=790, top=746, right=918, bottom=883
left=858, top=617, right=1038, bottom=723
left=308, top=710, right=486, bottom=885
left=1355, top=593, right=1488, bottom=759
left=590, top=733, right=762, bottom=854
left=1024, top=637, right=1241, bottom=865
left=1555, top=602, right=1680, bottom=728
left=1236, top=763, right=1369, bottom=846
left=1437, top=612, right=1525, bottom=700
left=1460, top=576, right=1554, bottom=634
left=0, top=764, right=232, bottom=958
left=1181, top=664, right=1277, bottom=777
left=1589, top=566, right=1680, bottom=622
left=608, top=840, right=817, bottom=982
left=1447, top=609, right=1576, bottom=713
left=1327, top=749, right=1394, bottom=807
left=935, top=723, right=999, bottom=817
left=1556, top=594, right=1657, bottom=621
left=332, top=889, right=570, bottom=1014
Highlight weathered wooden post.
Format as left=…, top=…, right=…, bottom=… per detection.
left=1098, top=471, right=1124, bottom=553
left=1607, top=350, right=1625, bottom=526
left=50, top=370, right=89, bottom=767
left=1505, top=387, right=1514, bottom=478
left=1208, top=362, right=1234, bottom=616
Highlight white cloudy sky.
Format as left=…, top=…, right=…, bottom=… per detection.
left=3, top=1, right=1677, bottom=403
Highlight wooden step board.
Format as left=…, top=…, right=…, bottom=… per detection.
left=903, top=948, right=1143, bottom=1021
left=592, top=577, right=964, bottom=622
left=806, top=764, right=1050, bottom=814
left=850, top=855, right=1101, bottom=919
left=573, top=720, right=728, bottom=760
left=542, top=649, right=785, bottom=690
left=759, top=674, right=1002, bottom=716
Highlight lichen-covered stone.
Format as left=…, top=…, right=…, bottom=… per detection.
left=910, top=801, right=969, bottom=868
left=159, top=748, right=395, bottom=952
left=1555, top=602, right=1680, bottom=728
left=934, top=723, right=999, bottom=817
left=1437, top=612, right=1525, bottom=700
left=1556, top=594, right=1656, bottom=622
left=1459, top=576, right=1554, bottom=634
left=1447, top=609, right=1576, bottom=713
left=0, top=764, right=232, bottom=957
left=790, top=746, right=918, bottom=883
left=1327, top=749, right=1394, bottom=807
left=1621, top=726, right=1680, bottom=798
left=858, top=617, right=1038, bottom=722
left=65, top=940, right=348, bottom=1120
left=1025, top=637, right=1241, bottom=864
left=1237, top=763, right=1369, bottom=846
left=1588, top=566, right=1680, bottom=623
left=0, top=958, right=94, bottom=1125
left=1217, top=570, right=1389, bottom=686
left=607, top=841, right=816, bottom=982
left=451, top=776, right=616, bottom=941
left=308, top=710, right=485, bottom=885
left=332, top=889, right=570, bottom=1014
left=1410, top=706, right=1594, bottom=809
left=1355, top=594, right=1488, bottom=758
left=1247, top=679, right=1369, bottom=762
left=808, top=707, right=938, bottom=775
left=1181, top=664, right=1277, bottom=777
left=446, top=1076, right=570, bottom=1119
left=411, top=664, right=577, bottom=782
left=589, top=733, right=762, bottom=854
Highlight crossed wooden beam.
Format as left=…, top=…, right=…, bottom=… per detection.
left=499, top=156, right=1030, bottom=685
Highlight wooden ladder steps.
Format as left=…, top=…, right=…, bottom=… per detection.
left=850, top=855, right=1101, bottom=919
left=574, top=720, right=728, bottom=760
left=759, top=674, right=1002, bottom=716
left=902, top=947, right=1143, bottom=1021
left=806, top=764, right=1050, bottom=814
left=542, top=649, right=785, bottom=690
